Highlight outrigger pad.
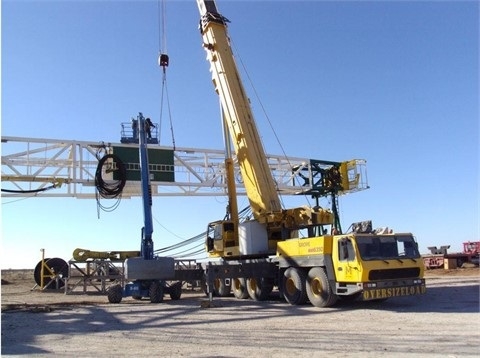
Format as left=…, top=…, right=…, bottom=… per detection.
left=125, top=257, right=175, bottom=280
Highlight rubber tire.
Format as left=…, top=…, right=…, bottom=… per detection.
left=282, top=267, right=307, bottom=305
left=232, top=278, right=249, bottom=299
left=169, top=281, right=182, bottom=300
left=306, top=267, right=338, bottom=308
left=247, top=277, right=274, bottom=301
left=214, top=278, right=231, bottom=297
left=107, top=284, right=123, bottom=303
left=149, top=281, right=164, bottom=303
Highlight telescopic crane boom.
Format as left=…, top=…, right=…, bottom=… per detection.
left=197, top=0, right=338, bottom=258
left=197, top=0, right=282, bottom=217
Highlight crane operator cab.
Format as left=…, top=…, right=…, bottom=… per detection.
left=206, top=220, right=238, bottom=257
left=120, top=119, right=159, bottom=144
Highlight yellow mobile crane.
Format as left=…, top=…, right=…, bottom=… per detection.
left=197, top=0, right=425, bottom=307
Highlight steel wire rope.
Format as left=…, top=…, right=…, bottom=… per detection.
left=154, top=206, right=252, bottom=255
left=1, top=195, right=37, bottom=204
left=154, top=205, right=254, bottom=259
left=158, top=0, right=167, bottom=56
left=157, top=0, right=164, bottom=143
left=152, top=215, right=191, bottom=240
left=159, top=73, right=176, bottom=149
left=155, top=206, right=252, bottom=253
left=173, top=249, right=208, bottom=259
left=167, top=244, right=208, bottom=259
left=155, top=238, right=204, bottom=254
left=229, top=38, right=315, bottom=209
left=161, top=242, right=205, bottom=257
left=157, top=0, right=176, bottom=149
left=155, top=232, right=205, bottom=253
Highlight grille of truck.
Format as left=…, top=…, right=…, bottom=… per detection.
left=368, top=268, right=421, bottom=281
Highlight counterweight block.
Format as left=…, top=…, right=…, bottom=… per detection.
left=125, top=257, right=175, bottom=281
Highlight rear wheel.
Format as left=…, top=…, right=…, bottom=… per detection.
left=232, top=277, right=249, bottom=299
left=214, top=278, right=231, bottom=297
left=149, top=281, right=164, bottom=303
left=282, top=267, right=307, bottom=305
left=169, top=281, right=182, bottom=300
left=107, top=284, right=123, bottom=303
left=247, top=277, right=274, bottom=301
left=306, top=267, right=338, bottom=307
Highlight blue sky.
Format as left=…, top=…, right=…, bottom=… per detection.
left=2, top=0, right=478, bottom=269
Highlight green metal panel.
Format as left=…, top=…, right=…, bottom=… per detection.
left=112, top=146, right=174, bottom=182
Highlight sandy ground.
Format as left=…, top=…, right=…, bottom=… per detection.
left=1, top=268, right=479, bottom=357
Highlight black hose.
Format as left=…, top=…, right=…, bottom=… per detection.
left=95, top=154, right=127, bottom=199
left=1, top=185, right=55, bottom=194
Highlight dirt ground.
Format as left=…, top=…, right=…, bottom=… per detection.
left=1, top=268, right=479, bottom=357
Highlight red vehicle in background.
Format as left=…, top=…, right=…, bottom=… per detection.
left=423, top=241, right=480, bottom=269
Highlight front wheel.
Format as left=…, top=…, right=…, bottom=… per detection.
left=169, top=281, right=182, bottom=300
left=149, top=281, right=164, bottom=303
left=306, top=267, right=338, bottom=307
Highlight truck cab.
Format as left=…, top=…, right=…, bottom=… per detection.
left=332, top=233, right=425, bottom=300
left=276, top=229, right=425, bottom=306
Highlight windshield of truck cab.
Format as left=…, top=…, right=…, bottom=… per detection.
left=355, top=235, right=421, bottom=260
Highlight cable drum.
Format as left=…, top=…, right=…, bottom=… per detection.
left=33, top=257, right=69, bottom=289
left=95, top=154, right=127, bottom=199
